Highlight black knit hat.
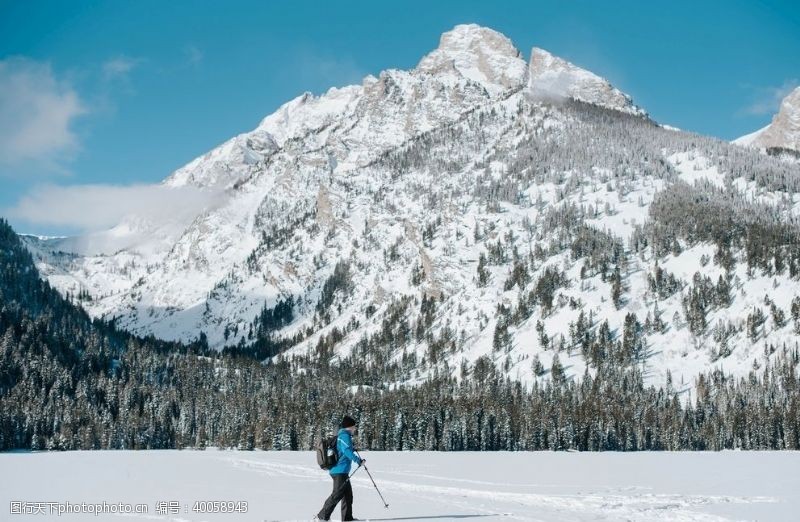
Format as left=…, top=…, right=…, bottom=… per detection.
left=341, top=415, right=357, bottom=428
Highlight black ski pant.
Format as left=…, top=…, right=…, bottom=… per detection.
left=317, top=473, right=353, bottom=520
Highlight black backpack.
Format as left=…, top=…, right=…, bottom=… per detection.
left=316, top=434, right=339, bottom=470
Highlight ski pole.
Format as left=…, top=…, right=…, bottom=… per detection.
left=357, top=451, right=389, bottom=509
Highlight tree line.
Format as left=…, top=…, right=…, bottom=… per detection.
left=1, top=218, right=798, bottom=452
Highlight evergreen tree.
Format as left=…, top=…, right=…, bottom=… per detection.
left=476, top=252, right=490, bottom=287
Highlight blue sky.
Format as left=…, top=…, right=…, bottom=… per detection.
left=1, top=0, right=798, bottom=235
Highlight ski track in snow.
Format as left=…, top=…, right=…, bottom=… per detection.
left=1, top=450, right=796, bottom=522
left=228, top=456, right=774, bottom=522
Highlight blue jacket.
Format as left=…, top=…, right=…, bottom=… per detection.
left=329, top=428, right=362, bottom=475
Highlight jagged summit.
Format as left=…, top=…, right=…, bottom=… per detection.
left=735, top=86, right=800, bottom=152
left=527, top=47, right=644, bottom=116
left=416, top=24, right=641, bottom=111
left=165, top=25, right=644, bottom=190
left=416, top=24, right=528, bottom=94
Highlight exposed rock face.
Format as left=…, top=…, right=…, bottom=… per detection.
left=735, top=86, right=800, bottom=152
left=527, top=47, right=644, bottom=116
left=416, top=24, right=528, bottom=94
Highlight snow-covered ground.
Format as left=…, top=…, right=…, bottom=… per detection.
left=1, top=450, right=798, bottom=522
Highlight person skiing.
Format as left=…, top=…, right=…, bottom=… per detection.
left=315, top=415, right=364, bottom=521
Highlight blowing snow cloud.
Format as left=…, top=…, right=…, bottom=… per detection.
left=6, top=182, right=225, bottom=234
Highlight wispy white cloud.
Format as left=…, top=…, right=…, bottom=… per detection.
left=742, top=79, right=799, bottom=116
left=5, top=183, right=224, bottom=232
left=309, top=56, right=365, bottom=86
left=102, top=56, right=142, bottom=80
left=289, top=47, right=367, bottom=92
left=184, top=45, right=203, bottom=66
left=0, top=57, right=87, bottom=170
left=99, top=56, right=145, bottom=102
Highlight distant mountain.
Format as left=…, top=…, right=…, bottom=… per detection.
left=21, top=24, right=800, bottom=394
left=735, top=86, right=800, bottom=153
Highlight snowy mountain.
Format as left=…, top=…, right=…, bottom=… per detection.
left=22, top=24, right=800, bottom=392
left=735, top=86, right=800, bottom=153
left=527, top=47, right=643, bottom=116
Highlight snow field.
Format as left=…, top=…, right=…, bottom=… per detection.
left=1, top=450, right=798, bottom=521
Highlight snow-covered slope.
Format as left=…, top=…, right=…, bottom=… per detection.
left=527, top=47, right=644, bottom=115
left=3, top=450, right=798, bottom=522
left=735, top=86, right=800, bottom=152
left=22, top=24, right=800, bottom=392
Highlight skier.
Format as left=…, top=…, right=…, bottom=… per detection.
left=315, top=415, right=364, bottom=521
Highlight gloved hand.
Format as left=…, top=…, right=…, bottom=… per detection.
left=359, top=458, right=366, bottom=467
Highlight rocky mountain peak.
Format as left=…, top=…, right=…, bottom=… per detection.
left=735, top=86, right=800, bottom=152
left=416, top=24, right=528, bottom=94
left=165, top=26, right=650, bottom=190
left=527, top=47, right=644, bottom=116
